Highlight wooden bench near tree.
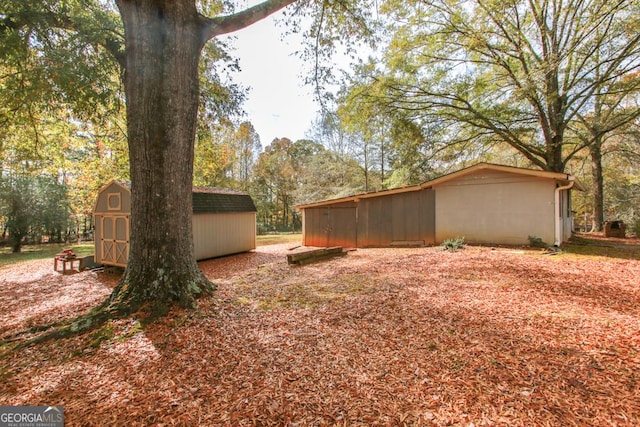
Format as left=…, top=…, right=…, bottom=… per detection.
left=287, top=246, right=347, bottom=266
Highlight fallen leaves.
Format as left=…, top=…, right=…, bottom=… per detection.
left=1, top=242, right=639, bottom=426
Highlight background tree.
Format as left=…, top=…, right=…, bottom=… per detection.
left=193, top=122, right=235, bottom=188
left=193, top=36, right=247, bottom=188
left=0, top=0, right=129, bottom=239
left=606, top=157, right=640, bottom=234
left=293, top=145, right=365, bottom=204
left=568, top=71, right=640, bottom=230
left=337, top=77, right=390, bottom=191
left=0, top=175, right=38, bottom=253
left=251, top=137, right=366, bottom=231
left=232, top=121, right=262, bottom=191
left=363, top=0, right=639, bottom=170
left=309, top=111, right=353, bottom=157
left=253, top=137, right=298, bottom=232
left=303, top=114, right=369, bottom=200
left=384, top=114, right=435, bottom=187
left=0, top=1, right=123, bottom=126
left=0, top=103, right=130, bottom=239
left=0, top=173, right=70, bottom=252
left=309, top=111, right=374, bottom=185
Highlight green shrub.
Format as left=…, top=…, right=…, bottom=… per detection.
left=528, top=235, right=548, bottom=248
left=441, top=236, right=466, bottom=252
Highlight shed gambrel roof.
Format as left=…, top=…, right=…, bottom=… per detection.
left=192, top=188, right=257, bottom=214
left=295, top=162, right=583, bottom=210
left=95, top=180, right=256, bottom=214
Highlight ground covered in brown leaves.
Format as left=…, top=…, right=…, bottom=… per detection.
left=1, top=241, right=639, bottom=426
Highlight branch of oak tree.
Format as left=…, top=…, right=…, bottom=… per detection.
left=200, top=0, right=299, bottom=41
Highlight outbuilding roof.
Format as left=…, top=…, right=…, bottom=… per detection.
left=296, top=162, right=583, bottom=209
left=192, top=188, right=257, bottom=214
left=95, top=180, right=256, bottom=214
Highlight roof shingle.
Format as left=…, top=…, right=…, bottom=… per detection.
left=192, top=190, right=257, bottom=214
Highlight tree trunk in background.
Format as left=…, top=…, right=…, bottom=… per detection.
left=589, top=140, right=605, bottom=232
left=547, top=134, right=565, bottom=173
left=109, top=0, right=214, bottom=312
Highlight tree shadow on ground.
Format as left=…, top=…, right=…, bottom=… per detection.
left=0, top=264, right=119, bottom=339
left=198, top=247, right=290, bottom=281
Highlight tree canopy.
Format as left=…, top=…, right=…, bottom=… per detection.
left=342, top=0, right=640, bottom=171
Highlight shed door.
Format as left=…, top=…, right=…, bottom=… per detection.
left=304, top=207, right=357, bottom=247
left=101, top=215, right=129, bottom=266
left=325, top=207, right=357, bottom=247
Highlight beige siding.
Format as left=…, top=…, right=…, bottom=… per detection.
left=435, top=170, right=556, bottom=245
left=192, top=212, right=256, bottom=260
left=93, top=182, right=131, bottom=214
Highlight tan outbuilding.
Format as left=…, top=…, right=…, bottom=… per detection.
left=93, top=180, right=257, bottom=267
left=296, top=163, right=582, bottom=248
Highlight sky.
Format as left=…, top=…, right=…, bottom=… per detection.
left=220, top=13, right=320, bottom=147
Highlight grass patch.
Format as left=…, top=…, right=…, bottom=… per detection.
left=256, top=233, right=302, bottom=246
left=249, top=281, right=347, bottom=311
left=267, top=287, right=329, bottom=310
left=235, top=273, right=374, bottom=311
left=0, top=243, right=94, bottom=267
left=528, top=235, right=548, bottom=248
left=563, top=243, right=640, bottom=259
left=563, top=236, right=640, bottom=259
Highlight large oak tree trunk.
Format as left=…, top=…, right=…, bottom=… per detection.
left=109, top=0, right=214, bottom=312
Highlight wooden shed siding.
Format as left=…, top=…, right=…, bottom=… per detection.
left=356, top=189, right=435, bottom=247
left=328, top=208, right=358, bottom=247
left=302, top=202, right=357, bottom=247
left=94, top=182, right=131, bottom=214
left=302, top=190, right=435, bottom=248
left=94, top=181, right=132, bottom=267
left=95, top=215, right=129, bottom=267
left=434, top=170, right=556, bottom=245
left=357, top=197, right=388, bottom=246
left=395, top=190, right=435, bottom=245
left=94, top=181, right=256, bottom=266
left=192, top=212, right=256, bottom=260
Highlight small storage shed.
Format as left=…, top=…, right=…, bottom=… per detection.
left=94, top=180, right=257, bottom=267
left=297, top=163, right=581, bottom=248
